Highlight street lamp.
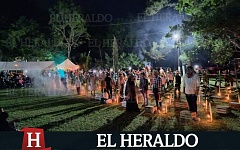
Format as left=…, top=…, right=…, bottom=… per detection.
left=173, top=33, right=181, bottom=73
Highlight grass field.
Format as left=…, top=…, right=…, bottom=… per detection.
left=0, top=86, right=240, bottom=132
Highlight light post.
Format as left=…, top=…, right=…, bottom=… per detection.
left=173, top=33, right=181, bottom=73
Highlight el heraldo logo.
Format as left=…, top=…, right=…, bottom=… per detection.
left=20, top=128, right=51, bottom=150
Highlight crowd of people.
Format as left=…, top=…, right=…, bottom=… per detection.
left=1, top=67, right=183, bottom=110
left=0, top=65, right=203, bottom=128
left=70, top=67, right=183, bottom=112
left=0, top=71, right=32, bottom=89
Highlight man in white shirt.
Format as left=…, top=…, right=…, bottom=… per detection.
left=75, top=77, right=81, bottom=95
left=183, top=66, right=200, bottom=116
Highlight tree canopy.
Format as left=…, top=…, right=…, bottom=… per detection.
left=145, top=0, right=240, bottom=66
left=49, top=0, right=90, bottom=58
left=143, top=37, right=173, bottom=62
left=175, top=0, right=240, bottom=49
left=0, top=17, right=50, bottom=61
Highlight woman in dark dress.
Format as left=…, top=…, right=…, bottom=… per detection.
left=125, top=75, right=140, bottom=112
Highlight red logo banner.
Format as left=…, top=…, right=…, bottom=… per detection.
left=20, top=128, right=51, bottom=150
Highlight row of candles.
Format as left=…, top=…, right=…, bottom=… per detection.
left=78, top=84, right=238, bottom=123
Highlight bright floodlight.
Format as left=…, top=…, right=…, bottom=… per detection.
left=194, top=65, right=199, bottom=69
left=173, top=33, right=180, bottom=41
left=129, top=67, right=132, bottom=70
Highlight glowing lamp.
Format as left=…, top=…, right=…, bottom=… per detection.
left=173, top=33, right=180, bottom=41
left=194, top=65, right=199, bottom=69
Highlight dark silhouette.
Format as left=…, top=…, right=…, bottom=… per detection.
left=0, top=110, right=18, bottom=131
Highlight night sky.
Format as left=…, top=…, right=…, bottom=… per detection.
left=0, top=0, right=147, bottom=23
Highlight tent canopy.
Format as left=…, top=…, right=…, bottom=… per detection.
left=56, top=59, right=79, bottom=70
left=0, top=61, right=54, bottom=71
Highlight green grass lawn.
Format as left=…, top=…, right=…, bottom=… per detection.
left=0, top=87, right=240, bottom=131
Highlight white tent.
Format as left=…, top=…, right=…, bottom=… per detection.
left=0, top=61, right=55, bottom=71
left=56, top=58, right=79, bottom=70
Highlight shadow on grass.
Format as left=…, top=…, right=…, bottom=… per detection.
left=134, top=116, right=158, bottom=131
left=14, top=97, right=92, bottom=111
left=4, top=96, right=69, bottom=110
left=38, top=104, right=107, bottom=130
left=19, top=103, right=99, bottom=122
left=50, top=103, right=119, bottom=117
left=0, top=95, right=40, bottom=102
left=96, top=111, right=141, bottom=132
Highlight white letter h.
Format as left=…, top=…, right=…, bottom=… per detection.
left=27, top=132, right=41, bottom=147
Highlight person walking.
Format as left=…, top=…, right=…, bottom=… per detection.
left=75, top=77, right=81, bottom=95
left=152, top=70, right=162, bottom=109
left=99, top=71, right=106, bottom=96
left=168, top=68, right=174, bottom=86
left=105, top=73, right=113, bottom=99
left=118, top=72, right=126, bottom=98
left=183, top=66, right=200, bottom=121
left=139, top=72, right=149, bottom=107
left=174, top=71, right=181, bottom=98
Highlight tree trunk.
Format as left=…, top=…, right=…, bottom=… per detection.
left=67, top=45, right=71, bottom=58
left=182, top=65, right=185, bottom=77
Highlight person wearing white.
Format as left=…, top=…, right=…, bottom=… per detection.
left=161, top=72, right=166, bottom=91
left=75, top=77, right=81, bottom=95
left=88, top=73, right=97, bottom=96
left=183, top=66, right=200, bottom=114
left=160, top=67, right=164, bottom=75
left=168, top=69, right=174, bottom=85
